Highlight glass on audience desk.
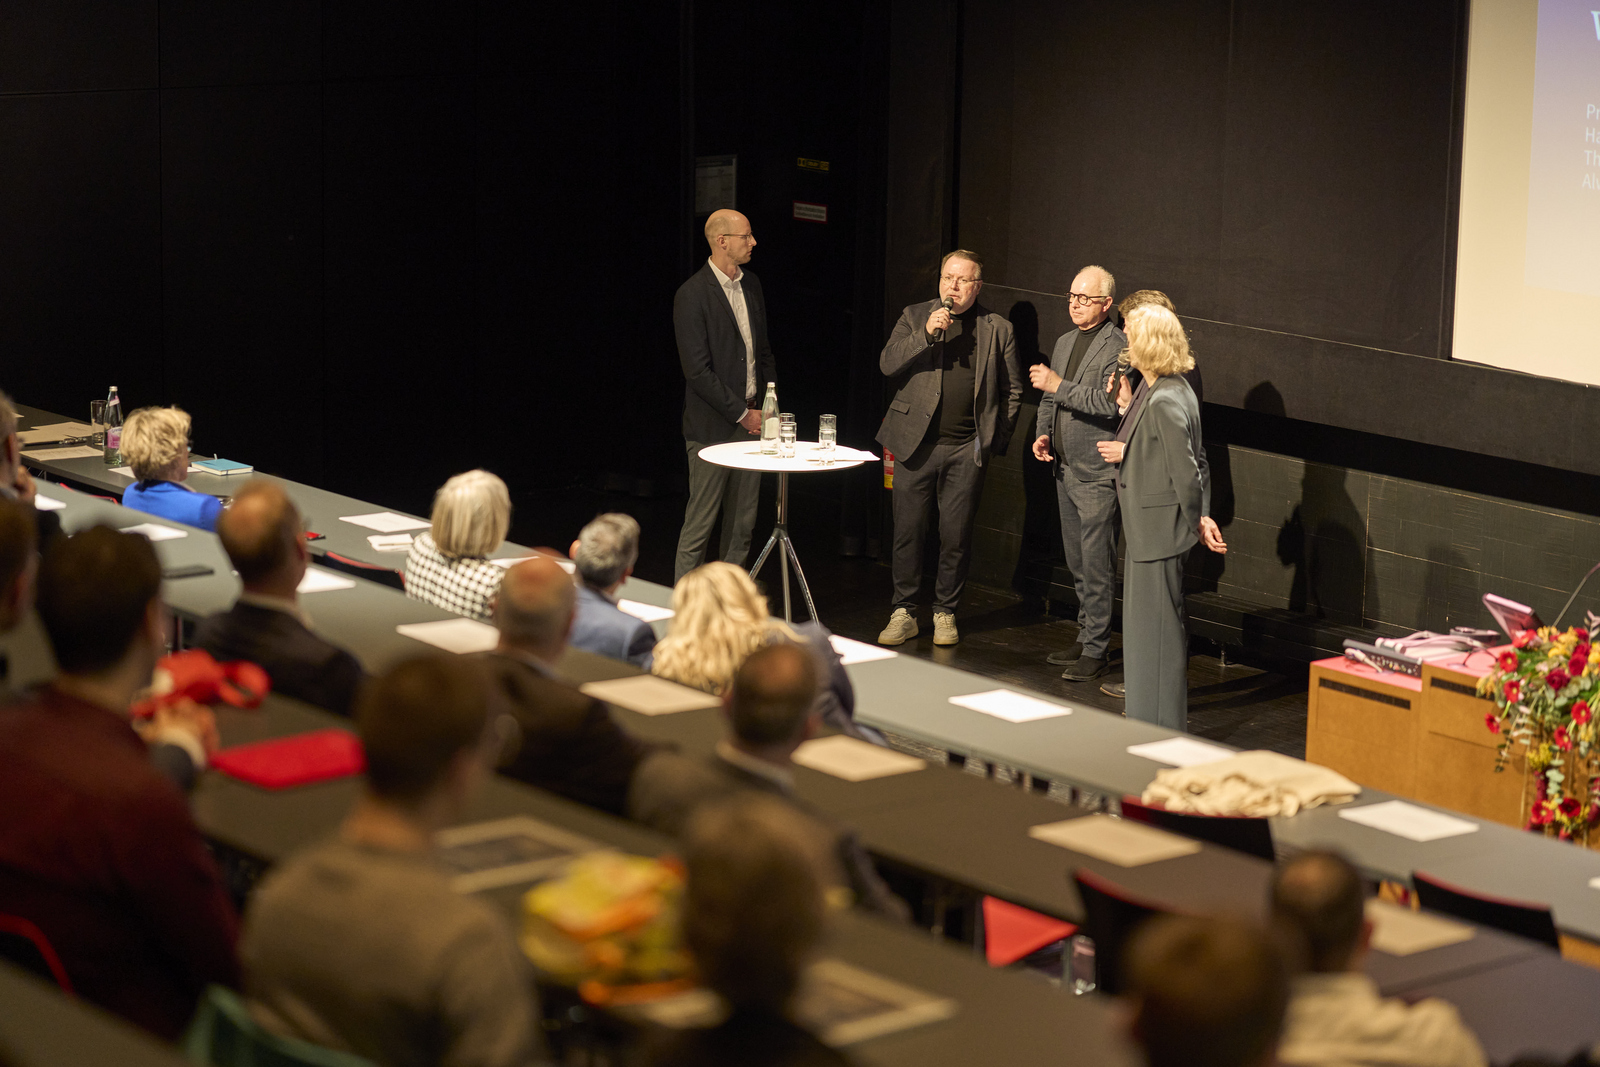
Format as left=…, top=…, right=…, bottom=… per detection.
left=695, top=440, right=876, bottom=624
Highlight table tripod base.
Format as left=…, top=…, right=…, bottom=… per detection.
left=750, top=523, right=817, bottom=623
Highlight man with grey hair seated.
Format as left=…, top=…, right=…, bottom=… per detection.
left=568, top=512, right=656, bottom=668
left=477, top=557, right=658, bottom=816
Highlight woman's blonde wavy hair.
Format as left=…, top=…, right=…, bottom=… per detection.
left=652, top=562, right=798, bottom=695
left=1125, top=304, right=1195, bottom=378
left=121, top=406, right=191, bottom=481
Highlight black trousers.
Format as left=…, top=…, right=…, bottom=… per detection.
left=891, top=434, right=986, bottom=613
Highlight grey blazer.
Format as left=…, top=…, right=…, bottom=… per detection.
left=1118, top=375, right=1211, bottom=562
left=875, top=299, right=1021, bottom=466
left=674, top=262, right=777, bottom=443
left=1034, top=323, right=1126, bottom=483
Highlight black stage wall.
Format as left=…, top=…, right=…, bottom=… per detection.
left=887, top=0, right=1600, bottom=635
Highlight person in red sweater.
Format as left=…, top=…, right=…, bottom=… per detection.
left=0, top=525, right=239, bottom=1039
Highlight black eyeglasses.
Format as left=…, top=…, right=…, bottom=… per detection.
left=1067, top=292, right=1109, bottom=306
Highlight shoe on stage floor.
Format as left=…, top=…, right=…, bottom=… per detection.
left=1061, top=655, right=1107, bottom=681
left=1100, top=680, right=1126, bottom=699
left=933, top=612, right=959, bottom=646
left=1045, top=643, right=1084, bottom=666
left=878, top=608, right=919, bottom=646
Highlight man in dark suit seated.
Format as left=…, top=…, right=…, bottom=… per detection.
left=0, top=494, right=37, bottom=705
left=568, top=512, right=655, bottom=669
left=480, top=556, right=657, bottom=816
left=193, top=480, right=367, bottom=717
left=628, top=643, right=909, bottom=920
left=0, top=388, right=61, bottom=549
left=0, top=526, right=239, bottom=1039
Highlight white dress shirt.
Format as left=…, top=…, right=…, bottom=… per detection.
left=709, top=258, right=757, bottom=406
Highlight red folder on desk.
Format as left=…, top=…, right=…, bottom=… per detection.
left=211, top=729, right=365, bottom=789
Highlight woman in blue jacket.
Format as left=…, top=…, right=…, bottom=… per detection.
left=120, top=406, right=222, bottom=531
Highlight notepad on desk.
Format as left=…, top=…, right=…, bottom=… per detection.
left=192, top=457, right=253, bottom=476
left=18, top=422, right=95, bottom=445
left=1337, top=800, right=1480, bottom=842
left=396, top=618, right=499, bottom=654
left=368, top=533, right=413, bottom=552
left=793, top=735, right=924, bottom=781
left=33, top=494, right=66, bottom=512
left=1365, top=899, right=1474, bottom=956
left=121, top=523, right=188, bottom=542
left=22, top=446, right=102, bottom=461
left=617, top=599, right=675, bottom=623
left=949, top=689, right=1072, bottom=723
left=829, top=635, right=898, bottom=665
left=297, top=567, right=357, bottom=594
left=340, top=512, right=431, bottom=534
left=1127, top=737, right=1235, bottom=768
left=1029, top=813, right=1201, bottom=866
left=579, top=675, right=721, bottom=715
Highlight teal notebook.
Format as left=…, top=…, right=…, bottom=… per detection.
left=194, top=457, right=253, bottom=476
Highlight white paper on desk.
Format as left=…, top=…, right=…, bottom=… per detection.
left=297, top=567, right=357, bottom=594
left=490, top=555, right=575, bottom=573
left=33, top=494, right=66, bottom=512
left=949, top=689, right=1071, bottom=723
left=121, top=523, right=188, bottom=542
left=22, top=446, right=103, bottom=461
left=617, top=599, right=675, bottom=623
left=18, top=422, right=95, bottom=444
left=396, top=618, right=499, bottom=654
left=1127, top=737, right=1235, bottom=768
left=579, top=675, right=721, bottom=715
left=1365, top=899, right=1475, bottom=956
left=368, top=533, right=413, bottom=551
left=340, top=512, right=431, bottom=533
left=793, top=735, right=925, bottom=781
left=1029, top=813, right=1202, bottom=867
left=1588, top=877, right=1600, bottom=891
left=1337, top=800, right=1480, bottom=842
left=829, top=635, right=898, bottom=666
left=107, top=464, right=205, bottom=478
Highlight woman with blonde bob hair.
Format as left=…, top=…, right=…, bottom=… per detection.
left=1096, top=305, right=1225, bottom=731
left=653, top=562, right=876, bottom=741
left=405, top=469, right=512, bottom=620
left=120, top=405, right=223, bottom=531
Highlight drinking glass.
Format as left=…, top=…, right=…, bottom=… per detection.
left=818, top=414, right=837, bottom=464
left=89, top=400, right=107, bottom=448
left=1069, top=934, right=1097, bottom=995
left=778, top=413, right=797, bottom=459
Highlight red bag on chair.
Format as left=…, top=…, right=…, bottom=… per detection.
left=130, top=649, right=271, bottom=719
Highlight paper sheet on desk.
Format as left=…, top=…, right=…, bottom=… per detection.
left=121, top=523, right=188, bottom=542
left=107, top=464, right=205, bottom=478
left=1365, top=899, right=1474, bottom=956
left=396, top=618, right=499, bottom=654
left=340, top=512, right=431, bottom=533
left=1338, top=800, right=1479, bottom=842
left=368, top=533, right=413, bottom=551
left=33, top=494, right=66, bottom=512
left=1029, top=813, right=1201, bottom=867
left=579, top=675, right=721, bottom=715
left=617, top=599, right=674, bottom=623
left=22, top=446, right=103, bottom=461
left=490, top=556, right=575, bottom=573
left=1127, top=737, right=1235, bottom=767
left=18, top=422, right=95, bottom=445
left=297, top=567, right=357, bottom=594
left=949, top=689, right=1071, bottom=723
left=793, top=735, right=925, bottom=781
left=829, top=635, right=898, bottom=665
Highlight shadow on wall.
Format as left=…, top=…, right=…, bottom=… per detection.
left=1006, top=300, right=1068, bottom=588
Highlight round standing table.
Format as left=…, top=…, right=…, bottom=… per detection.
left=697, top=440, right=875, bottom=623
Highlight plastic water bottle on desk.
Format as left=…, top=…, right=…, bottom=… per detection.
left=103, top=386, right=123, bottom=466
left=760, top=382, right=779, bottom=455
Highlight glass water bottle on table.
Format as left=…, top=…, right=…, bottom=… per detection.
left=818, top=414, right=837, bottom=465
left=102, top=386, right=124, bottom=466
left=760, top=382, right=779, bottom=454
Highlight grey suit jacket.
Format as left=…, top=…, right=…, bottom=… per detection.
left=674, top=262, right=777, bottom=443
left=1118, top=375, right=1210, bottom=562
left=876, top=299, right=1021, bottom=466
left=1035, top=323, right=1126, bottom=483
left=570, top=584, right=656, bottom=669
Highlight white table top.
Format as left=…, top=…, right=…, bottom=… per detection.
left=698, top=440, right=875, bottom=473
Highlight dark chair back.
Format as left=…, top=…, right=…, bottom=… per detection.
left=1071, top=869, right=1169, bottom=995
left=1412, top=871, right=1561, bottom=949
left=318, top=552, right=406, bottom=592
left=0, top=914, right=73, bottom=993
left=1121, top=795, right=1276, bottom=861
left=184, top=985, right=378, bottom=1066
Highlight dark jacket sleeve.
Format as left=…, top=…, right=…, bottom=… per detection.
left=322, top=648, right=369, bottom=719
left=1153, top=389, right=1207, bottom=539
left=879, top=304, right=935, bottom=378
left=792, top=622, right=857, bottom=737
left=837, top=830, right=911, bottom=922
left=148, top=742, right=199, bottom=793
left=1050, top=333, right=1121, bottom=419
left=1035, top=334, right=1068, bottom=441
left=675, top=277, right=748, bottom=427
left=625, top=620, right=658, bottom=671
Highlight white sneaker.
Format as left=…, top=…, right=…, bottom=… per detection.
left=933, top=612, right=959, bottom=646
left=878, top=608, right=919, bottom=646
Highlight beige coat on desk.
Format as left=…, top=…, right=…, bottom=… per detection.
left=1143, top=750, right=1362, bottom=817
left=1279, top=972, right=1487, bottom=1067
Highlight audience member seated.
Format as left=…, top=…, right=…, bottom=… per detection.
left=1270, top=851, right=1487, bottom=1067
left=0, top=494, right=36, bottom=704
left=647, top=794, right=854, bottom=1067
left=0, top=526, right=238, bottom=1039
left=193, top=480, right=367, bottom=716
left=242, top=653, right=541, bottom=1067
left=1124, top=914, right=1289, bottom=1067
left=406, top=469, right=511, bottom=620
left=652, top=562, right=868, bottom=739
left=480, top=556, right=658, bottom=816
left=119, top=406, right=223, bottom=531
left=569, top=512, right=656, bottom=668
left=630, top=642, right=908, bottom=919
left=0, top=388, right=61, bottom=546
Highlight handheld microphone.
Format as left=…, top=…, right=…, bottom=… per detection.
left=934, top=297, right=954, bottom=343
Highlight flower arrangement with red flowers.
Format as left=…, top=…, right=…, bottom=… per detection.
left=1479, top=621, right=1600, bottom=844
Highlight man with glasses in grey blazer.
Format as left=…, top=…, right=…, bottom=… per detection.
left=1030, top=265, right=1125, bottom=683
